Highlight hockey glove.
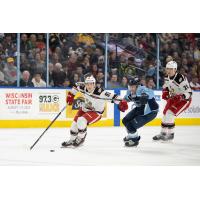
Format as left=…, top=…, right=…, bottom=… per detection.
left=162, top=88, right=169, bottom=100
left=66, top=92, right=75, bottom=105
left=118, top=100, right=128, bottom=112
left=139, top=93, right=149, bottom=105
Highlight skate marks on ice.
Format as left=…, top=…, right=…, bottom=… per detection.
left=0, top=127, right=200, bottom=165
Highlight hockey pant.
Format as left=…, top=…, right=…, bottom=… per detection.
left=161, top=98, right=192, bottom=134
left=122, top=108, right=158, bottom=134
left=69, top=108, right=102, bottom=140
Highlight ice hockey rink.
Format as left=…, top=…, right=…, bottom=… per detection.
left=0, top=126, right=199, bottom=165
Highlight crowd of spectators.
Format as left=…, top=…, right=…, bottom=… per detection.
left=20, top=33, right=46, bottom=87
left=0, top=34, right=17, bottom=86
left=1, top=33, right=200, bottom=90
left=0, top=33, right=47, bottom=87
left=49, top=34, right=106, bottom=88
left=107, top=33, right=200, bottom=89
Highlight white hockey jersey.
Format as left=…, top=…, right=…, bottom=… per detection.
left=71, top=85, right=119, bottom=113
left=163, top=73, right=192, bottom=100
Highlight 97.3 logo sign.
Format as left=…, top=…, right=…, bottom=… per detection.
left=39, top=95, right=60, bottom=112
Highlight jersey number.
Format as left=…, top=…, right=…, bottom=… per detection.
left=183, top=85, right=189, bottom=90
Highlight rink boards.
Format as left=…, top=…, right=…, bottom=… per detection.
left=0, top=88, right=199, bottom=128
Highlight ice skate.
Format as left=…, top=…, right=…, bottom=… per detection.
left=152, top=132, right=165, bottom=141
left=153, top=133, right=174, bottom=141
left=72, top=136, right=85, bottom=147
left=124, top=136, right=141, bottom=147
left=61, top=139, right=76, bottom=148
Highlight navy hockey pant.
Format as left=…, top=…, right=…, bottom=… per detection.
left=122, top=109, right=158, bottom=134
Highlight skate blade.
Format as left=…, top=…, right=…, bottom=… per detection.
left=152, top=139, right=162, bottom=142
left=124, top=143, right=139, bottom=148
left=160, top=140, right=174, bottom=143
left=61, top=144, right=84, bottom=149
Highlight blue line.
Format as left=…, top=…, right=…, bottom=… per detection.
left=114, top=88, right=121, bottom=126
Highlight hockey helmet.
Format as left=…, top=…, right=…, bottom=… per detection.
left=166, top=61, right=177, bottom=69
left=128, top=77, right=140, bottom=86
left=84, top=73, right=96, bottom=84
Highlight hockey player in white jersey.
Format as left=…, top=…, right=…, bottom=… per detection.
left=62, top=73, right=128, bottom=147
left=153, top=61, right=192, bottom=141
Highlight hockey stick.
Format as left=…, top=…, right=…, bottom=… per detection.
left=30, top=105, right=67, bottom=150
left=74, top=85, right=123, bottom=102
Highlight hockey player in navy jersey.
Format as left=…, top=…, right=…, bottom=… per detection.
left=153, top=61, right=192, bottom=141
left=122, top=77, right=159, bottom=147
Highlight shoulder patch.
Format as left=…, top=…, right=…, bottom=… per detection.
left=93, top=87, right=104, bottom=95
left=174, top=73, right=185, bottom=84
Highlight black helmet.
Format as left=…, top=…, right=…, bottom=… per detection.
left=128, top=77, right=140, bottom=86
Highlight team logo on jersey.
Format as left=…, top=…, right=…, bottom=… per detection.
left=72, top=97, right=84, bottom=110
left=98, top=88, right=102, bottom=93
left=85, top=98, right=95, bottom=110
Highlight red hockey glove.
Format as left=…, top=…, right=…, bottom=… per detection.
left=162, top=88, right=169, bottom=100
left=118, top=100, right=128, bottom=112
left=66, top=92, right=75, bottom=105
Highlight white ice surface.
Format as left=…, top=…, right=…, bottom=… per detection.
left=0, top=126, right=200, bottom=165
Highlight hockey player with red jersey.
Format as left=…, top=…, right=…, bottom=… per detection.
left=62, top=73, right=128, bottom=147
left=153, top=61, right=192, bottom=141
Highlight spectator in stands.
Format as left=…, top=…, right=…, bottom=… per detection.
left=51, top=52, right=60, bottom=65
left=120, top=76, right=128, bottom=88
left=91, top=63, right=98, bottom=77
left=3, top=57, right=17, bottom=85
left=97, top=55, right=105, bottom=69
left=75, top=66, right=84, bottom=81
left=35, top=52, right=45, bottom=75
left=79, top=54, right=90, bottom=74
left=190, top=76, right=200, bottom=90
left=20, top=70, right=34, bottom=87
left=28, top=34, right=37, bottom=49
left=146, top=76, right=156, bottom=89
left=20, top=34, right=29, bottom=54
left=2, top=34, right=16, bottom=57
left=96, top=71, right=104, bottom=87
left=40, top=50, right=46, bottom=65
left=20, top=53, right=31, bottom=72
left=37, top=34, right=46, bottom=50
left=70, top=73, right=80, bottom=86
left=52, top=62, right=66, bottom=87
left=67, top=52, right=78, bottom=72
left=107, top=74, right=120, bottom=89
left=32, top=73, right=46, bottom=87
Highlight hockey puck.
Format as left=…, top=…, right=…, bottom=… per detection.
left=50, top=150, right=55, bottom=152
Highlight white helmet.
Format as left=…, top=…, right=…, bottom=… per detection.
left=166, top=61, right=177, bottom=69
left=85, top=75, right=96, bottom=84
